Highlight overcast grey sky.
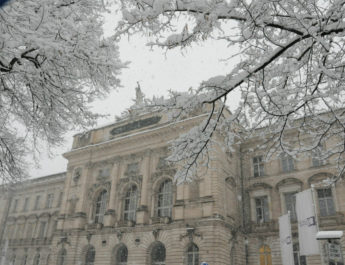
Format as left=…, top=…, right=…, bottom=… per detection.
left=28, top=11, right=239, bottom=179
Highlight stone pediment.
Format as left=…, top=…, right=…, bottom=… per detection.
left=275, top=177, right=303, bottom=190
left=308, top=172, right=334, bottom=186
left=247, top=182, right=272, bottom=191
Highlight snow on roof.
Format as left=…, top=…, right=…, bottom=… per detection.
left=316, top=231, right=343, bottom=239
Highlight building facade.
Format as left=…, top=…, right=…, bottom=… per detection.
left=0, top=110, right=345, bottom=265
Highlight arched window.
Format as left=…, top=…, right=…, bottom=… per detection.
left=33, top=253, right=40, bottom=265
left=94, top=190, right=108, bottom=224
left=124, top=185, right=138, bottom=221
left=187, top=243, right=199, bottom=265
left=259, top=245, right=272, bottom=265
left=115, top=244, right=128, bottom=265
left=85, top=246, right=95, bottom=265
left=57, top=248, right=67, bottom=265
left=151, top=242, right=166, bottom=265
left=157, top=180, right=173, bottom=217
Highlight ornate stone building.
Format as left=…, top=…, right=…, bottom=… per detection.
left=0, top=109, right=345, bottom=265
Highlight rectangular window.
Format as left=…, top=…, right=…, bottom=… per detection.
left=39, top=221, right=47, bottom=238
left=46, top=193, right=54, bottom=209
left=284, top=192, right=297, bottom=221
left=293, top=243, right=307, bottom=265
left=57, top=192, right=63, bottom=207
left=281, top=154, right=294, bottom=172
left=253, top=156, right=264, bottom=177
left=312, top=145, right=324, bottom=167
left=317, top=188, right=335, bottom=217
left=12, top=199, right=18, bottom=213
left=34, top=195, right=41, bottom=210
left=255, top=196, right=269, bottom=223
left=26, top=223, right=33, bottom=239
left=22, top=198, right=29, bottom=212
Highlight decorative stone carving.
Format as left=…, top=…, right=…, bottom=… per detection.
left=87, top=181, right=111, bottom=200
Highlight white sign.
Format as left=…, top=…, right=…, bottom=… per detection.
left=279, top=214, right=294, bottom=265
left=296, top=189, right=320, bottom=255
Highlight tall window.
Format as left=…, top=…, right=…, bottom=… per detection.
left=187, top=243, right=199, bottom=265
left=57, top=192, right=63, bottom=207
left=253, top=156, right=264, bottom=177
left=94, top=190, right=108, bottom=224
left=39, top=221, right=47, bottom=238
left=12, top=199, right=18, bottom=213
left=33, top=253, right=40, bottom=265
left=151, top=242, right=166, bottom=265
left=115, top=244, right=128, bottom=265
left=284, top=192, right=297, bottom=221
left=259, top=245, right=272, bottom=265
left=22, top=198, right=29, bottom=212
left=317, top=188, right=335, bottom=216
left=312, top=144, right=324, bottom=167
left=157, top=180, right=173, bottom=218
left=124, top=185, right=138, bottom=222
left=281, top=154, right=294, bottom=172
left=255, top=196, right=269, bottom=223
left=26, top=223, right=34, bottom=239
left=293, top=243, right=307, bottom=265
left=34, top=195, right=41, bottom=210
left=57, top=248, right=67, bottom=265
left=46, top=193, right=54, bottom=208
left=85, top=246, right=95, bottom=265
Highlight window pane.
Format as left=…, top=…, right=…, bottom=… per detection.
left=124, top=185, right=137, bottom=221
left=157, top=180, right=173, bottom=218
left=94, top=190, right=107, bottom=224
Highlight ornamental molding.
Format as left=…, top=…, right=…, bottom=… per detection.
left=151, top=168, right=176, bottom=184
left=87, top=181, right=111, bottom=200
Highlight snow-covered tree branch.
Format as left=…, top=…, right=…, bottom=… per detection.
left=0, top=0, right=125, bottom=184
left=116, top=0, right=345, bottom=183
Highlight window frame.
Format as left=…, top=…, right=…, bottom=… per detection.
left=46, top=193, right=54, bottom=209
left=255, top=196, right=270, bottom=223
left=93, top=190, right=108, bottom=224
left=253, top=156, right=265, bottom=178
left=151, top=242, right=166, bottom=265
left=284, top=192, right=297, bottom=222
left=115, top=244, right=128, bottom=265
left=186, top=243, right=199, bottom=265
left=22, top=197, right=29, bottom=212
left=123, top=185, right=138, bottom=222
left=280, top=154, right=295, bottom=173
left=156, top=179, right=173, bottom=218
left=317, top=187, right=336, bottom=217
